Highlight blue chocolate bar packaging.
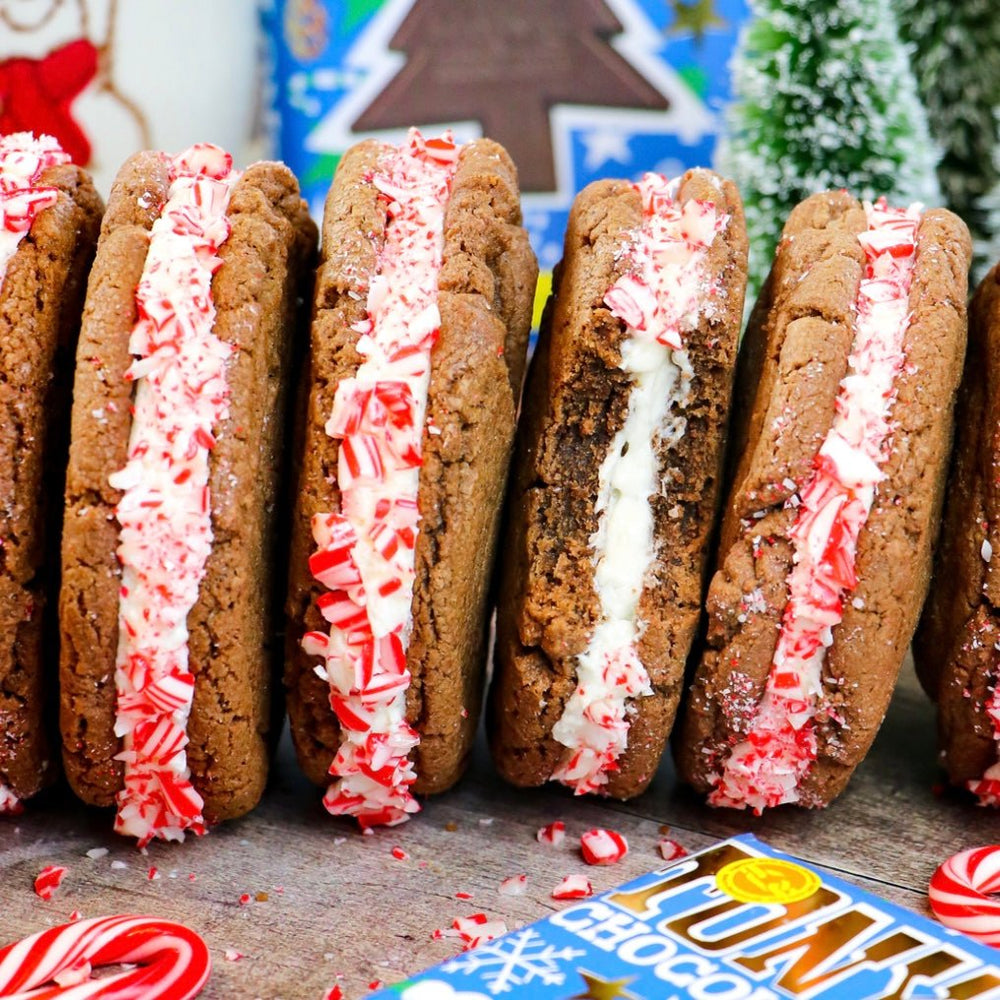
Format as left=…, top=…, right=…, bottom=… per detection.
left=260, top=0, right=748, bottom=282
left=372, top=834, right=1000, bottom=998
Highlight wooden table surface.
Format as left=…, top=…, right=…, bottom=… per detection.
left=1, top=657, right=996, bottom=999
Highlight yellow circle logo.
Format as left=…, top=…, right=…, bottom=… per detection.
left=716, top=858, right=821, bottom=905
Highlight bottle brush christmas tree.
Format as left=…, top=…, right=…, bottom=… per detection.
left=975, top=112, right=1000, bottom=276
left=894, top=0, right=1000, bottom=277
left=718, top=0, right=941, bottom=298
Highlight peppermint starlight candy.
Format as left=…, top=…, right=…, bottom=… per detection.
left=0, top=915, right=210, bottom=998
left=0, top=133, right=102, bottom=813
left=489, top=170, right=748, bottom=800
left=285, top=129, right=536, bottom=828
left=678, top=192, right=972, bottom=813
left=59, top=146, right=317, bottom=845
left=929, top=846, right=1000, bottom=945
left=914, top=265, right=1000, bottom=805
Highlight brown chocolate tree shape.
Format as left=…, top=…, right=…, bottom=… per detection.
left=353, top=0, right=669, bottom=192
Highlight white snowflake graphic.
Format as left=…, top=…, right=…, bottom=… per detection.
left=441, top=927, right=585, bottom=995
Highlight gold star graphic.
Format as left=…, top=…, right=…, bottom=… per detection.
left=570, top=969, right=640, bottom=1000
left=668, top=0, right=727, bottom=45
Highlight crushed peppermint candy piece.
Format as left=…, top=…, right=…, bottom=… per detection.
left=53, top=962, right=93, bottom=989
left=391, top=846, right=410, bottom=861
left=224, top=948, right=244, bottom=962
left=455, top=891, right=473, bottom=900
left=552, top=874, right=593, bottom=900
left=85, top=847, right=108, bottom=860
left=238, top=893, right=252, bottom=906
left=658, top=838, right=688, bottom=861
left=34, top=865, right=67, bottom=900
left=323, top=987, right=344, bottom=1000
left=433, top=913, right=508, bottom=951
left=147, top=866, right=160, bottom=881
left=499, top=874, right=528, bottom=896
left=983, top=539, right=993, bottom=563
left=69, top=910, right=82, bottom=922
left=580, top=828, right=629, bottom=865
left=536, top=821, right=566, bottom=846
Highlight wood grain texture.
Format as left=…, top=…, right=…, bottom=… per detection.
left=0, top=660, right=995, bottom=999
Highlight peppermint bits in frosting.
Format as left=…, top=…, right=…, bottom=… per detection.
left=0, top=132, right=70, bottom=284
left=708, top=198, right=922, bottom=812
left=302, top=130, right=460, bottom=828
left=550, top=174, right=729, bottom=794
left=109, top=144, right=240, bottom=845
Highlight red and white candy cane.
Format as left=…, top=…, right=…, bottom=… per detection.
left=0, top=915, right=210, bottom=999
left=929, top=846, right=1000, bottom=946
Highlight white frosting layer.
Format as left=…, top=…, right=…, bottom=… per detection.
left=551, top=175, right=727, bottom=794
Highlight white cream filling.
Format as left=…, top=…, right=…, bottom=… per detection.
left=552, top=341, right=685, bottom=738
left=550, top=177, right=725, bottom=793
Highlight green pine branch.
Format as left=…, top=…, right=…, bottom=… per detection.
left=894, top=0, right=1000, bottom=263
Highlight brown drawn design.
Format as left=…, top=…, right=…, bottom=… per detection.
left=352, top=0, right=669, bottom=193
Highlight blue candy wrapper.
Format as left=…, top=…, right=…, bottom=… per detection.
left=372, top=834, right=1000, bottom=998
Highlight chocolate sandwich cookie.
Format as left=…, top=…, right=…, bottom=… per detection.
left=489, top=170, right=748, bottom=799
left=0, top=134, right=103, bottom=814
left=60, top=145, right=317, bottom=844
left=678, top=191, right=971, bottom=812
left=914, top=264, right=1000, bottom=804
left=285, top=130, right=536, bottom=828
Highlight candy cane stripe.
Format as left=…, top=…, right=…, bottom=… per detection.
left=929, top=846, right=1000, bottom=945
left=0, top=915, right=210, bottom=999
